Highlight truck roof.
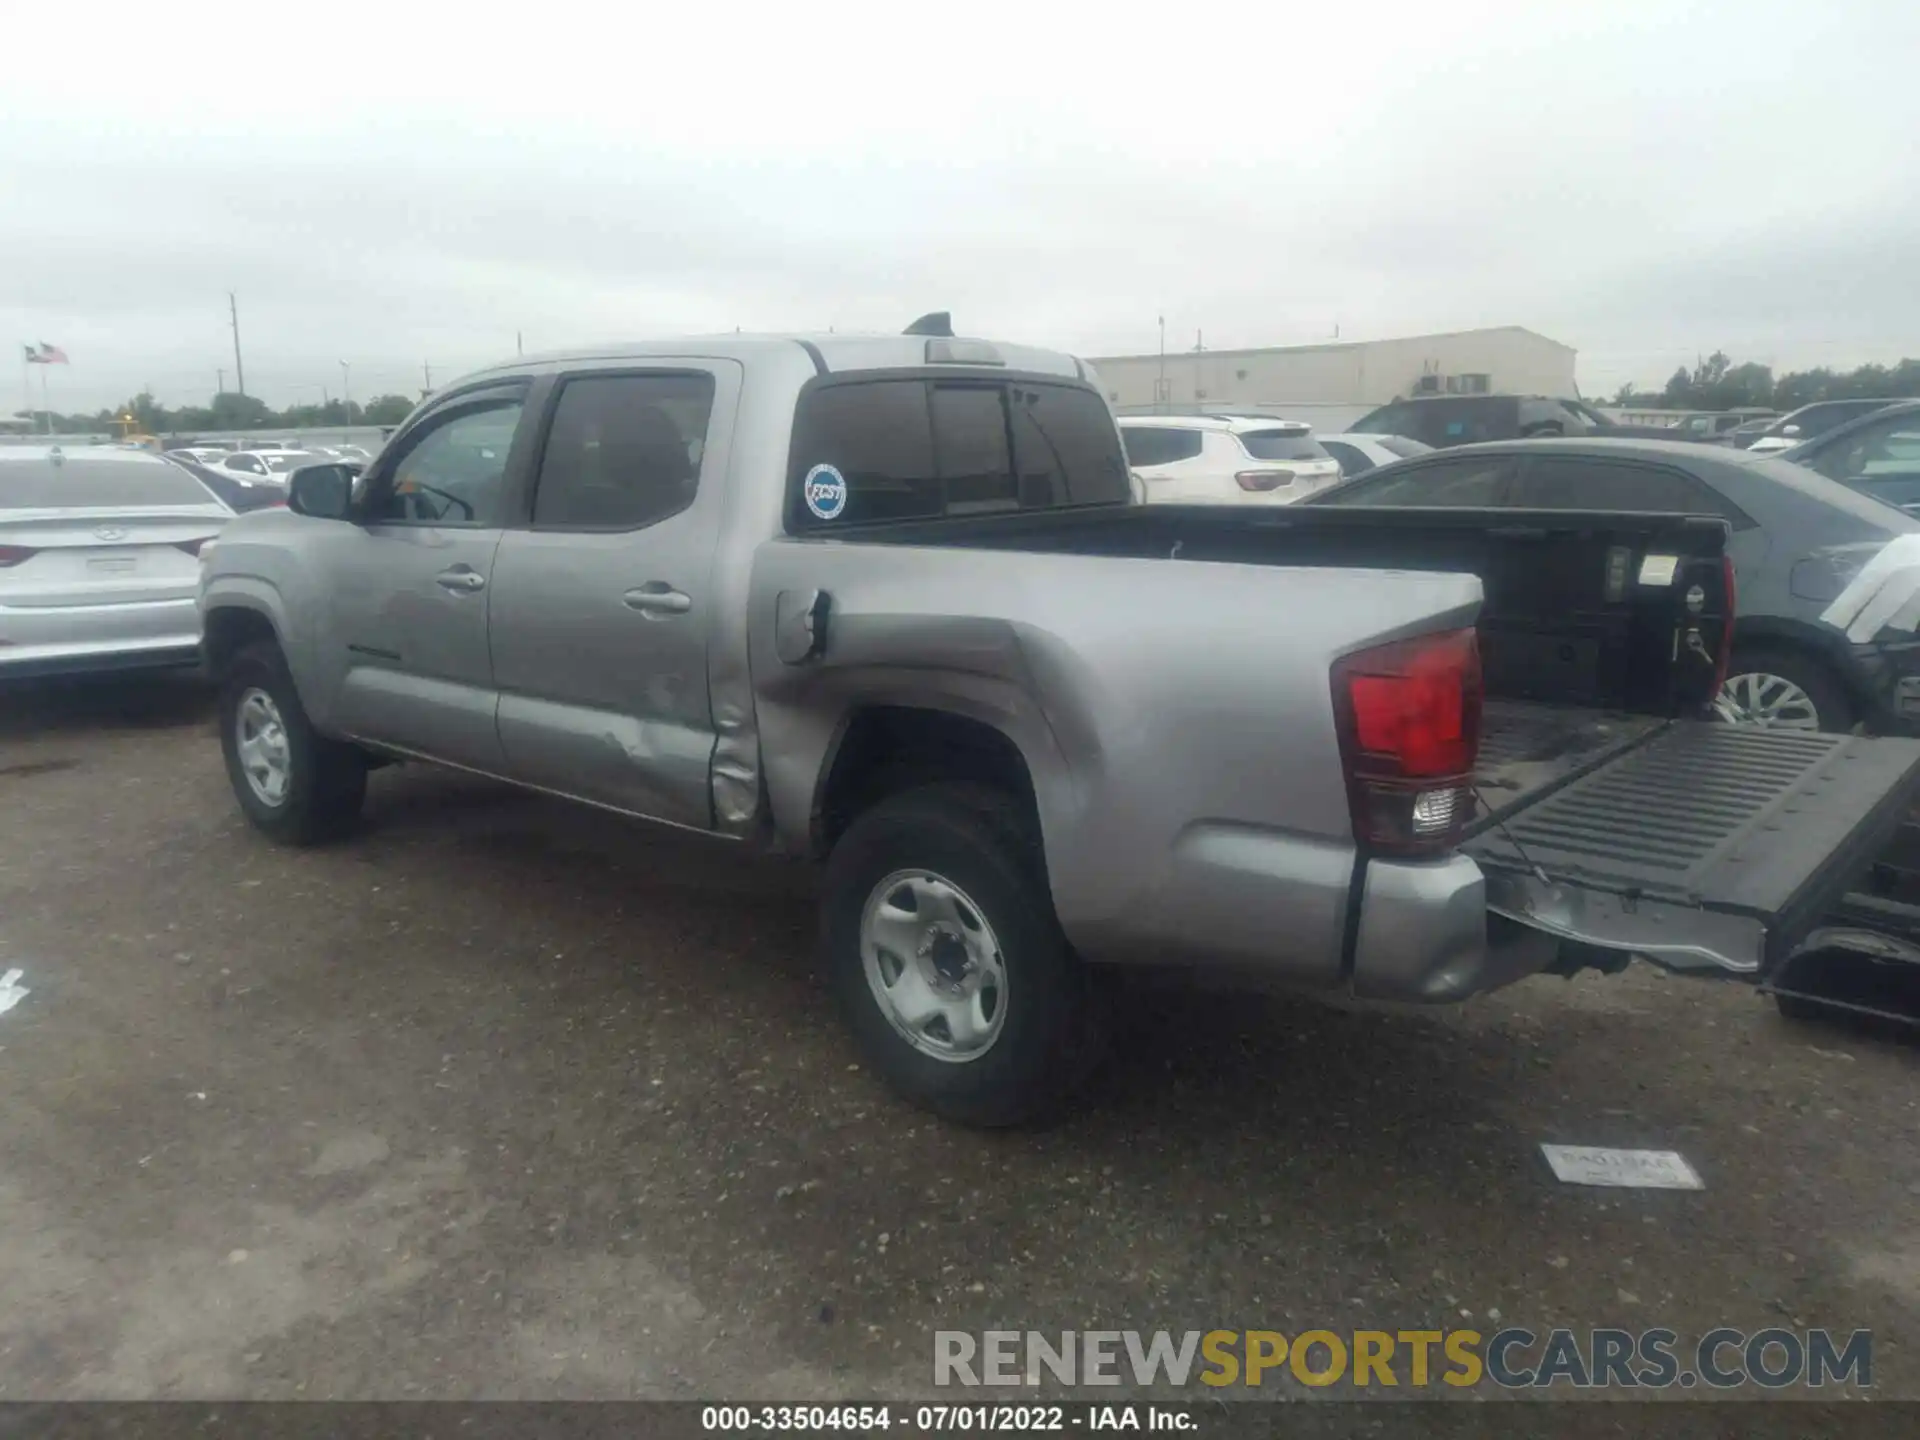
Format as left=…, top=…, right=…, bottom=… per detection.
left=464, top=333, right=1089, bottom=384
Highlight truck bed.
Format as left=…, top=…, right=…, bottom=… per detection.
left=792, top=499, right=1920, bottom=977
left=1471, top=701, right=1665, bottom=828
left=828, top=502, right=1735, bottom=717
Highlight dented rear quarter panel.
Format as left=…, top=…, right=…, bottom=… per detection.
left=745, top=538, right=1481, bottom=976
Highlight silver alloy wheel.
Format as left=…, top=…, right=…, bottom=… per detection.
left=1714, top=671, right=1823, bottom=731
left=235, top=687, right=294, bottom=806
left=859, top=869, right=1008, bottom=1063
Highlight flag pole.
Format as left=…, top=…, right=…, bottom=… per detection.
left=40, top=364, right=51, bottom=435
left=20, top=349, right=29, bottom=432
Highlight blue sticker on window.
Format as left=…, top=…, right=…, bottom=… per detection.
left=1446, top=421, right=1466, bottom=436
left=803, top=463, right=847, bottom=520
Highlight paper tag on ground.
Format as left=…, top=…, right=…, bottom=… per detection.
left=1540, top=1144, right=1702, bottom=1190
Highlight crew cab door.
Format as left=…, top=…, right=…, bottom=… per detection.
left=486, top=362, right=741, bottom=829
left=324, top=383, right=533, bottom=771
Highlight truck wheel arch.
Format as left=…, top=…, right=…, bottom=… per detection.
left=812, top=706, right=1045, bottom=862
left=202, top=603, right=282, bottom=681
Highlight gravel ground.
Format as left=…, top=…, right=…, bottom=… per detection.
left=0, top=674, right=1916, bottom=1406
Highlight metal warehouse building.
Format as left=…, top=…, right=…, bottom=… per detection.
left=1087, top=326, right=1578, bottom=430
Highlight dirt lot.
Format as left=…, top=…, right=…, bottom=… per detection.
left=1, top=675, right=1916, bottom=1404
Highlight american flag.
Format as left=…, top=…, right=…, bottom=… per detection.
left=24, top=343, right=68, bottom=364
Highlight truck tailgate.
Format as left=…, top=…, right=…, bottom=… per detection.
left=1467, top=723, right=1920, bottom=975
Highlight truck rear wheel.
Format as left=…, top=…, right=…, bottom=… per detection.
left=822, top=783, right=1098, bottom=1126
left=219, top=640, right=368, bottom=845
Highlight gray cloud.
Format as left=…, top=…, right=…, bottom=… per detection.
left=4, top=0, right=1917, bottom=410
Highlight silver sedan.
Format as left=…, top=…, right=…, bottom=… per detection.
left=0, top=445, right=232, bottom=679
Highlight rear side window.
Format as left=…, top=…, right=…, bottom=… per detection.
left=1121, top=426, right=1203, bottom=466
left=1007, top=383, right=1130, bottom=508
left=1788, top=402, right=1883, bottom=439
left=1510, top=457, right=1749, bottom=524
left=532, top=373, right=715, bottom=529
left=931, top=385, right=1016, bottom=514
left=0, top=458, right=219, bottom=509
left=788, top=378, right=1127, bottom=528
left=1350, top=398, right=1515, bottom=446
left=1518, top=398, right=1588, bottom=435
left=1317, top=455, right=1514, bottom=507
left=1238, top=429, right=1329, bottom=461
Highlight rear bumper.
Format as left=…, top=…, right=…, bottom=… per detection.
left=1351, top=853, right=1559, bottom=1001
left=0, top=597, right=202, bottom=680
left=1068, top=829, right=1550, bottom=1004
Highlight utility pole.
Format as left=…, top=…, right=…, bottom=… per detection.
left=516, top=331, right=524, bottom=356
left=228, top=292, right=247, bottom=396
left=1155, top=314, right=1169, bottom=412
left=422, top=360, right=433, bottom=392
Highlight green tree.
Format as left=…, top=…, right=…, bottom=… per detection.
left=361, top=393, right=415, bottom=425
left=1660, top=365, right=1695, bottom=407
left=1617, top=352, right=1919, bottom=414
left=209, top=391, right=274, bottom=430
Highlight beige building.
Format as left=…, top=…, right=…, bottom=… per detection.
left=1087, top=326, right=1578, bottom=429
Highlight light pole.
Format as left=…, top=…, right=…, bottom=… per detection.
left=338, top=360, right=351, bottom=425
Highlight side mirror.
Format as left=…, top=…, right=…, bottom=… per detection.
left=287, top=462, right=361, bottom=519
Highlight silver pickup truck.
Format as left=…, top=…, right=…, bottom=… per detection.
left=197, top=329, right=1920, bottom=1124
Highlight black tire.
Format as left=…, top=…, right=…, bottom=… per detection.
left=1775, top=991, right=1827, bottom=1022
left=1721, top=645, right=1855, bottom=733
left=218, top=639, right=367, bottom=845
left=822, top=782, right=1100, bottom=1127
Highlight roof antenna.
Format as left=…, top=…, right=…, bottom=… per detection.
left=904, top=311, right=954, bottom=338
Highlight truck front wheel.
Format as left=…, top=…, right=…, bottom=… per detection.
left=219, top=640, right=368, bottom=845
left=822, top=783, right=1098, bottom=1126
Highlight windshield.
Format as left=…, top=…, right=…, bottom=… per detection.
left=1, top=457, right=224, bottom=509
left=1238, top=430, right=1329, bottom=462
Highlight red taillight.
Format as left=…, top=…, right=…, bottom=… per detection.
left=1333, top=628, right=1482, bottom=853
left=0, top=544, right=35, bottom=567
left=1235, top=469, right=1293, bottom=493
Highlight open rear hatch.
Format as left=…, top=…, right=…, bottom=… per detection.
left=1466, top=707, right=1920, bottom=976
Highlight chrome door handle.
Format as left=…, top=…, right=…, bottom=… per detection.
left=623, top=584, right=692, bottom=616
left=436, top=568, right=486, bottom=593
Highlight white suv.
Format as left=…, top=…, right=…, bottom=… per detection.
left=1118, top=415, right=1343, bottom=505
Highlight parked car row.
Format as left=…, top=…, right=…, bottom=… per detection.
left=1736, top=399, right=1915, bottom=455
left=1113, top=395, right=1920, bottom=740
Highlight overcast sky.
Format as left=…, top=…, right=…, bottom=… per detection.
left=4, top=0, right=1916, bottom=412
